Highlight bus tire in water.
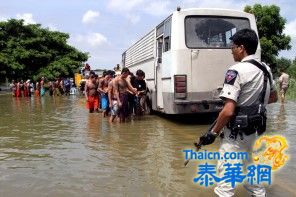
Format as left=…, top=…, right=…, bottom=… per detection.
left=144, top=97, right=152, bottom=115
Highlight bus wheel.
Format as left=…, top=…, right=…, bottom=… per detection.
left=144, top=97, right=152, bottom=115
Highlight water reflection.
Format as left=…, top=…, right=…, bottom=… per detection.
left=87, top=113, right=101, bottom=142
left=0, top=94, right=295, bottom=196
left=142, top=118, right=187, bottom=194
left=271, top=103, right=287, bottom=133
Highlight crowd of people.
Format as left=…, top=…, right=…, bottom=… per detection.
left=8, top=65, right=148, bottom=123
left=84, top=68, right=148, bottom=123
left=9, top=77, right=46, bottom=97
left=9, top=77, right=75, bottom=98
left=7, top=65, right=149, bottom=126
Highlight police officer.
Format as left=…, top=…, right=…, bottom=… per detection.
left=199, top=29, right=278, bottom=196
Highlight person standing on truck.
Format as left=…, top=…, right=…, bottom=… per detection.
left=82, top=63, right=91, bottom=77
left=198, top=29, right=278, bottom=197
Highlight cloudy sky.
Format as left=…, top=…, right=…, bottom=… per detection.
left=1, top=0, right=295, bottom=69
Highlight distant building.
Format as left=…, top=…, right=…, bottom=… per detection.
left=93, top=69, right=105, bottom=77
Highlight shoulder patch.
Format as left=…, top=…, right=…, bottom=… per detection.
left=224, top=70, right=238, bottom=85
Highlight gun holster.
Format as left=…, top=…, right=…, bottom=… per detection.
left=232, top=115, right=248, bottom=129
left=227, top=104, right=267, bottom=137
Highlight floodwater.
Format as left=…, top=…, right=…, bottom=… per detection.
left=0, top=93, right=295, bottom=197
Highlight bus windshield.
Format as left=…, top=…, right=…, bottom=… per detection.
left=185, top=16, right=250, bottom=48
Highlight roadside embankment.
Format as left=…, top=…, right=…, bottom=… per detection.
left=0, top=84, right=10, bottom=95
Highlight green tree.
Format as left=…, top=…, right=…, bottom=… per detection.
left=287, top=57, right=296, bottom=78
left=244, top=4, right=291, bottom=70
left=276, top=57, right=292, bottom=74
left=0, top=19, right=88, bottom=81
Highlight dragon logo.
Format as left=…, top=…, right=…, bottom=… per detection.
left=253, top=135, right=289, bottom=170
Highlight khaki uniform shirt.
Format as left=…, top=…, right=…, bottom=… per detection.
left=219, top=55, right=276, bottom=107
left=279, top=72, right=289, bottom=89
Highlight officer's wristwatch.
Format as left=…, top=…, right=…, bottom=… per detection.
left=210, top=130, right=219, bottom=137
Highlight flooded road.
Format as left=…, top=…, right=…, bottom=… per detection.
left=0, top=94, right=295, bottom=196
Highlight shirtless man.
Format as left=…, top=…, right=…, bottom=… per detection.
left=113, top=68, right=137, bottom=122
left=95, top=75, right=101, bottom=111
left=10, top=80, right=16, bottom=97
left=23, top=80, right=29, bottom=97
left=16, top=80, right=22, bottom=97
left=40, top=77, right=45, bottom=96
left=59, top=78, right=64, bottom=95
left=108, top=78, right=118, bottom=123
left=85, top=74, right=99, bottom=113
left=35, top=81, right=40, bottom=97
left=98, top=70, right=113, bottom=117
left=53, top=79, right=60, bottom=96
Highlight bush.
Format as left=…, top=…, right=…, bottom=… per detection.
left=285, top=78, right=296, bottom=100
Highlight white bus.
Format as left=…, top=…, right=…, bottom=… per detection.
left=122, top=8, right=260, bottom=114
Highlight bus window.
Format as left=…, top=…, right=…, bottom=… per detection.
left=164, top=18, right=171, bottom=52
left=122, top=52, right=126, bottom=67
left=164, top=37, right=170, bottom=52
left=156, top=23, right=164, bottom=37
left=185, top=16, right=250, bottom=48
left=156, top=23, right=164, bottom=62
left=157, top=37, right=163, bottom=63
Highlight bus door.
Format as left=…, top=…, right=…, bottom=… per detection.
left=156, top=36, right=164, bottom=109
